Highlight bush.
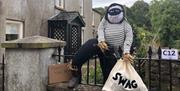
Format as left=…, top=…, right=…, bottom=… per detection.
left=82, top=62, right=103, bottom=85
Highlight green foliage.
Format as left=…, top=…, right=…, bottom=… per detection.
left=128, top=0, right=180, bottom=57
left=149, top=0, right=180, bottom=48
left=82, top=63, right=103, bottom=84
left=89, top=64, right=103, bottom=84
left=134, top=26, right=154, bottom=57
left=174, top=40, right=180, bottom=49
left=129, top=1, right=151, bottom=29
left=126, top=1, right=153, bottom=57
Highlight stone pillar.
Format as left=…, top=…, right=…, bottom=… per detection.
left=0, top=0, right=6, bottom=62
left=1, top=36, right=66, bottom=91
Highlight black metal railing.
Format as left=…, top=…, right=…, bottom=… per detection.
left=54, top=46, right=180, bottom=91
left=1, top=46, right=179, bottom=91
left=0, top=54, right=5, bottom=91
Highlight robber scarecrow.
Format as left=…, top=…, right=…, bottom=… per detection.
left=68, top=3, right=134, bottom=88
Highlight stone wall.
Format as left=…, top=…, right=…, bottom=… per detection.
left=150, top=60, right=180, bottom=91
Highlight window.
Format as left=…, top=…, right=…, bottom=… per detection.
left=55, top=0, right=64, bottom=9
left=80, top=0, right=84, bottom=16
left=5, top=20, right=23, bottom=41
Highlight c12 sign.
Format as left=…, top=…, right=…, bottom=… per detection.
left=161, top=49, right=179, bottom=60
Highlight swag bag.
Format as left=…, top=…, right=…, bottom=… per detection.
left=102, top=59, right=148, bottom=91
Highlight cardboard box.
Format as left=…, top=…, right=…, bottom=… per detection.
left=48, top=63, right=72, bottom=84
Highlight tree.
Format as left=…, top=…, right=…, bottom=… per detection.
left=129, top=0, right=151, bottom=29
left=149, top=0, right=180, bottom=48
left=125, top=1, right=153, bottom=57
left=134, top=26, right=154, bottom=57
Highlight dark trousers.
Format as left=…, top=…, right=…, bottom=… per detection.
left=72, top=38, right=118, bottom=83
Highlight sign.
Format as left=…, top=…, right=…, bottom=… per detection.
left=48, top=63, right=72, bottom=84
left=161, top=49, right=179, bottom=60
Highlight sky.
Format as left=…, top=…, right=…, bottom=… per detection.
left=93, top=0, right=152, bottom=8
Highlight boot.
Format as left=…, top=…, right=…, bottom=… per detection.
left=68, top=63, right=80, bottom=89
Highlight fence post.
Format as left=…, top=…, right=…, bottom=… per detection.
left=157, top=47, right=161, bottom=91
left=94, top=56, right=97, bottom=85
left=148, top=46, right=152, bottom=90
left=2, top=54, right=4, bottom=91
left=87, top=60, right=90, bottom=85
left=58, top=47, right=61, bottom=63
left=169, top=47, right=172, bottom=91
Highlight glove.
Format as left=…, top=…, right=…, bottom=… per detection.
left=67, top=61, right=78, bottom=71
left=97, top=41, right=109, bottom=53
left=123, top=53, right=134, bottom=64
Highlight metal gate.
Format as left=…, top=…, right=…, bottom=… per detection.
left=69, top=25, right=81, bottom=55
left=48, top=20, right=67, bottom=41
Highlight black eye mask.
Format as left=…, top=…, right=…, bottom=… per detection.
left=108, top=8, right=122, bottom=16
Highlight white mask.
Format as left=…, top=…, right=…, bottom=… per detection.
left=106, top=4, right=125, bottom=24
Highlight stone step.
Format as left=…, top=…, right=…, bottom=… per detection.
left=47, top=82, right=102, bottom=91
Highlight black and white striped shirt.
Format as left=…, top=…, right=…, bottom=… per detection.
left=97, top=18, right=133, bottom=54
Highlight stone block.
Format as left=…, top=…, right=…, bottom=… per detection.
left=177, top=73, right=180, bottom=78
left=5, top=48, right=57, bottom=91
left=2, top=36, right=66, bottom=91
left=47, top=83, right=102, bottom=91
left=172, top=85, right=180, bottom=91
left=1, top=36, right=66, bottom=49
left=172, top=77, right=180, bottom=85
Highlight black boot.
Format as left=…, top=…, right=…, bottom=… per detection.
left=68, top=64, right=80, bottom=89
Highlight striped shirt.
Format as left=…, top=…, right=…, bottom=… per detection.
left=97, top=17, right=133, bottom=54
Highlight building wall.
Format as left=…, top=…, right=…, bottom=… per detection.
left=65, top=0, right=80, bottom=12
left=1, top=0, right=62, bottom=38
left=4, top=0, right=93, bottom=39
left=82, top=0, right=93, bottom=42
left=92, top=10, right=102, bottom=37
left=64, top=0, right=94, bottom=43
left=0, top=0, right=62, bottom=62
left=6, top=0, right=58, bottom=37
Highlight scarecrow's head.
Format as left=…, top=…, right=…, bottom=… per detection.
left=105, top=3, right=125, bottom=24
